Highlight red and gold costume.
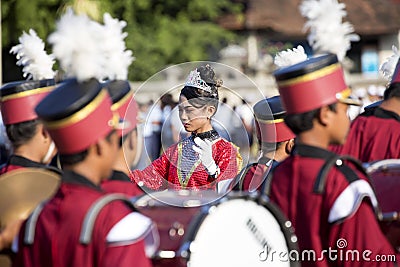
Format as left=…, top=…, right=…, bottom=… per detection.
left=14, top=79, right=155, bottom=267
left=131, top=130, right=242, bottom=190
left=269, top=54, right=397, bottom=266
left=235, top=157, right=278, bottom=191
left=268, top=144, right=396, bottom=267
left=233, top=95, right=294, bottom=192
left=101, top=80, right=143, bottom=197
left=0, top=79, right=59, bottom=175
left=0, top=80, right=54, bottom=126
left=13, top=170, right=152, bottom=267
left=331, top=106, right=400, bottom=162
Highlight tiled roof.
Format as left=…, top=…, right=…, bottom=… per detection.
left=218, top=0, right=400, bottom=36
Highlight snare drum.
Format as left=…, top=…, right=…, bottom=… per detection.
left=133, top=190, right=221, bottom=267
left=366, top=159, right=400, bottom=219
left=366, top=159, right=400, bottom=250
left=134, top=190, right=299, bottom=267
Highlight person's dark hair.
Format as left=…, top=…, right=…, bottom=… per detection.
left=60, top=150, right=89, bottom=166
left=384, top=83, right=400, bottom=100
left=60, top=130, right=116, bottom=165
left=260, top=141, right=285, bottom=153
left=160, top=93, right=175, bottom=109
left=119, top=129, right=136, bottom=147
left=180, top=65, right=221, bottom=114
left=284, top=103, right=337, bottom=135
left=5, top=119, right=40, bottom=148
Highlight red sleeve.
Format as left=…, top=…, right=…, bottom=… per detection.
left=329, top=200, right=397, bottom=267
left=130, top=148, right=173, bottom=190
left=101, top=239, right=152, bottom=267
left=214, top=140, right=242, bottom=182
left=96, top=202, right=153, bottom=267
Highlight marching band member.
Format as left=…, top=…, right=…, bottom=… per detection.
left=90, top=13, right=144, bottom=196
left=0, top=30, right=59, bottom=174
left=12, top=10, right=155, bottom=267
left=13, top=78, right=154, bottom=267
left=331, top=53, right=400, bottom=162
left=101, top=80, right=143, bottom=196
left=232, top=95, right=295, bottom=192
left=266, top=53, right=396, bottom=266
left=231, top=46, right=306, bottom=192
left=131, top=64, right=242, bottom=191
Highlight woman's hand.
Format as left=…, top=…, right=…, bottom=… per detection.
left=192, top=137, right=219, bottom=177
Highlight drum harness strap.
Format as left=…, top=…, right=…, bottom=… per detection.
left=312, top=154, right=367, bottom=194
left=79, top=194, right=136, bottom=245
left=233, top=157, right=274, bottom=191
left=262, top=151, right=370, bottom=197
left=24, top=193, right=136, bottom=245
left=232, top=163, right=256, bottom=191
left=262, top=153, right=381, bottom=223
left=24, top=201, right=47, bottom=245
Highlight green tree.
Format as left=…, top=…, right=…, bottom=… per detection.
left=2, top=0, right=242, bottom=81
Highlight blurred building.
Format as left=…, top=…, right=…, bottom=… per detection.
left=218, top=0, right=400, bottom=75
left=133, top=0, right=400, bottom=102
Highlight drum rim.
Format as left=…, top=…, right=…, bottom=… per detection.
left=366, top=159, right=400, bottom=223
left=131, top=190, right=222, bottom=208
left=365, top=159, right=400, bottom=174
left=179, top=193, right=300, bottom=267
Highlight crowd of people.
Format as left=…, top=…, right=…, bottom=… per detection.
left=0, top=8, right=399, bottom=267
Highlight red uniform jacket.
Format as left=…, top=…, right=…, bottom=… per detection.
left=331, top=107, right=400, bottom=162
left=13, top=170, right=152, bottom=267
left=268, top=144, right=396, bottom=267
left=101, top=170, right=144, bottom=197
left=0, top=155, right=61, bottom=175
left=131, top=134, right=242, bottom=190
left=233, top=157, right=278, bottom=192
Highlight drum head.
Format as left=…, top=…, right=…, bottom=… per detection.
left=0, top=168, right=60, bottom=228
left=182, top=196, right=299, bottom=267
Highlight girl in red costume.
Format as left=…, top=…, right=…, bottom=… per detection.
left=131, top=64, right=242, bottom=191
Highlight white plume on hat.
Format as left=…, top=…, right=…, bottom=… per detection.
left=48, top=8, right=105, bottom=82
left=379, top=45, right=399, bottom=81
left=100, top=13, right=134, bottom=80
left=10, top=29, right=55, bottom=80
left=274, top=45, right=308, bottom=68
left=299, top=0, right=360, bottom=61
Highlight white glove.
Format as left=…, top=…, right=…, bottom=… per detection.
left=192, top=137, right=218, bottom=176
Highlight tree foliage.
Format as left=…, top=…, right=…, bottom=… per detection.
left=2, top=0, right=242, bottom=81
